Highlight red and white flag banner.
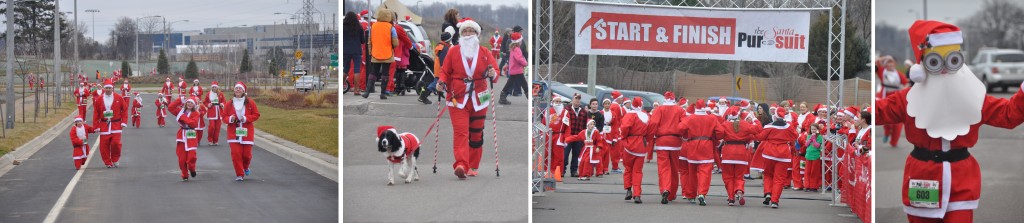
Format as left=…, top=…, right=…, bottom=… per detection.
left=575, top=2, right=814, bottom=63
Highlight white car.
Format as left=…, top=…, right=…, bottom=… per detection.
left=397, top=21, right=432, bottom=57
left=971, top=48, right=1024, bottom=92
left=294, top=75, right=324, bottom=92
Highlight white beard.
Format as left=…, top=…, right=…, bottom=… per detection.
left=460, top=35, right=480, bottom=59
left=906, top=65, right=985, bottom=140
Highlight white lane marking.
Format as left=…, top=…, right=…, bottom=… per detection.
left=42, top=138, right=100, bottom=223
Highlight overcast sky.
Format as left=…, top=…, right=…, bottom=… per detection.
left=391, top=0, right=526, bottom=7
left=0, top=0, right=338, bottom=43
left=875, top=0, right=985, bottom=29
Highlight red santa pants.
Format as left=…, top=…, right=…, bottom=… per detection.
left=884, top=123, right=902, bottom=147
left=98, top=133, right=122, bottom=166
left=689, top=162, right=713, bottom=196
left=207, top=119, right=222, bottom=144
left=720, top=163, right=747, bottom=197
left=907, top=210, right=973, bottom=223
left=608, top=142, right=621, bottom=170
left=678, top=157, right=694, bottom=199
left=548, top=143, right=564, bottom=173
left=762, top=159, right=790, bottom=203
left=578, top=147, right=594, bottom=177
left=156, top=115, right=166, bottom=126
left=594, top=144, right=607, bottom=175
left=77, top=104, right=88, bottom=118
left=386, top=64, right=397, bottom=92
left=229, top=143, right=253, bottom=177
left=656, top=150, right=680, bottom=200
left=175, top=143, right=197, bottom=178
left=449, top=106, right=487, bottom=171
left=791, top=155, right=805, bottom=188
left=804, top=159, right=822, bottom=189
left=131, top=115, right=141, bottom=127
left=73, top=145, right=89, bottom=170
left=622, top=153, right=645, bottom=196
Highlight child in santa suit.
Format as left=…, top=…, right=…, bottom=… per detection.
left=876, top=20, right=1024, bottom=222
left=435, top=18, right=498, bottom=179
left=92, top=79, right=127, bottom=168
left=223, top=82, right=260, bottom=181
left=155, top=93, right=168, bottom=127
left=718, top=106, right=761, bottom=206
left=121, top=80, right=132, bottom=119
left=168, top=96, right=201, bottom=181
left=679, top=99, right=725, bottom=206
left=752, top=108, right=799, bottom=209
left=131, top=93, right=142, bottom=128
left=565, top=120, right=602, bottom=180
left=69, top=117, right=95, bottom=170
left=545, top=96, right=567, bottom=177
left=801, top=123, right=825, bottom=192
left=619, top=97, right=650, bottom=203
left=599, top=99, right=619, bottom=176
left=203, top=82, right=226, bottom=146
left=647, top=92, right=686, bottom=204
left=74, top=82, right=90, bottom=118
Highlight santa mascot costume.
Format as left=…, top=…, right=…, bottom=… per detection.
left=121, top=80, right=132, bottom=120
left=647, top=91, right=686, bottom=204
left=223, top=82, right=260, bottom=181
left=92, top=79, right=127, bottom=168
left=189, top=79, right=204, bottom=99
left=435, top=18, right=498, bottom=179
left=69, top=116, right=95, bottom=170
left=607, top=91, right=628, bottom=174
left=877, top=55, right=909, bottom=148
left=619, top=97, right=650, bottom=203
left=876, top=20, right=1024, bottom=222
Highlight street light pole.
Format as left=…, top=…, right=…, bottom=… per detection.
left=53, top=0, right=61, bottom=106
left=5, top=0, right=15, bottom=128
left=73, top=1, right=78, bottom=89
left=85, top=9, right=98, bottom=41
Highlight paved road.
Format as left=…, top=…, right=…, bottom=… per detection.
left=342, top=79, right=530, bottom=222
left=0, top=94, right=338, bottom=223
left=532, top=158, right=863, bottom=223
left=876, top=89, right=1024, bottom=223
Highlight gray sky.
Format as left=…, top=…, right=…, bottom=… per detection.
left=393, top=0, right=526, bottom=7
left=31, top=0, right=338, bottom=43
left=875, top=0, right=986, bottom=29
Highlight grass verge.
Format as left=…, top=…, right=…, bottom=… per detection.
left=254, top=102, right=338, bottom=156
left=0, top=102, right=76, bottom=157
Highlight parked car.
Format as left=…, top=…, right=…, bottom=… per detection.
left=706, top=96, right=753, bottom=107
left=564, top=83, right=614, bottom=94
left=594, top=89, right=664, bottom=112
left=971, top=48, right=1024, bottom=92
left=294, top=75, right=325, bottom=92
left=533, top=80, right=594, bottom=110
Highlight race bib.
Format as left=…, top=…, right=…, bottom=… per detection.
left=584, top=140, right=594, bottom=147
left=235, top=128, right=248, bottom=136
left=602, top=126, right=612, bottom=133
left=799, top=160, right=806, bottom=169
left=211, top=98, right=218, bottom=104
left=185, top=130, right=197, bottom=139
left=103, top=110, right=113, bottom=119
left=908, top=179, right=940, bottom=208
left=477, top=91, right=492, bottom=104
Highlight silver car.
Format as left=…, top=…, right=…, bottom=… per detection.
left=972, top=48, right=1024, bottom=92
left=294, top=75, right=324, bottom=92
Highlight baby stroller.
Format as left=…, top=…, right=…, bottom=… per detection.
left=397, top=48, right=435, bottom=96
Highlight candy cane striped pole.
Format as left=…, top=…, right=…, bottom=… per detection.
left=490, top=75, right=500, bottom=177
left=433, top=96, right=441, bottom=174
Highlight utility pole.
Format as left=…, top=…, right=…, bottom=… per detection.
left=6, top=0, right=16, bottom=128
left=53, top=0, right=61, bottom=106
left=73, top=1, right=78, bottom=91
left=85, top=9, right=99, bottom=41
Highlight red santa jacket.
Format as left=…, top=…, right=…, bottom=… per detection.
left=565, top=128, right=603, bottom=162
left=177, top=81, right=187, bottom=95
left=796, top=112, right=816, bottom=134
left=92, top=93, right=126, bottom=135
left=70, top=124, right=95, bottom=148
left=755, top=120, right=799, bottom=163
left=155, top=97, right=168, bottom=117
left=74, top=86, right=90, bottom=105
left=196, top=103, right=207, bottom=130
left=601, top=108, right=619, bottom=144
left=203, top=91, right=226, bottom=120
left=132, top=97, right=143, bottom=117
left=161, top=81, right=174, bottom=95
left=120, top=83, right=132, bottom=96
left=647, top=103, right=686, bottom=150
left=437, top=45, right=499, bottom=112
left=719, top=119, right=761, bottom=165
left=608, top=102, right=626, bottom=142
left=619, top=110, right=650, bottom=156
left=387, top=132, right=421, bottom=164
left=490, top=35, right=501, bottom=52
left=679, top=110, right=724, bottom=164
left=189, top=85, right=204, bottom=98
left=547, top=107, right=568, bottom=146
left=222, top=96, right=261, bottom=145
left=168, top=98, right=201, bottom=151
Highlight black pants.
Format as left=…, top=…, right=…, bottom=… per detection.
left=565, top=141, right=582, bottom=175
left=343, top=53, right=361, bottom=74
left=395, top=68, right=407, bottom=91
left=367, top=62, right=390, bottom=94
left=498, top=52, right=510, bottom=76
left=501, top=74, right=528, bottom=98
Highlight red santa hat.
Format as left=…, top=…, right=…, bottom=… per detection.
left=631, top=96, right=643, bottom=110
left=359, top=10, right=369, bottom=17
left=739, top=100, right=749, bottom=108
left=185, top=96, right=196, bottom=105
left=234, top=82, right=246, bottom=92
left=693, top=99, right=706, bottom=110
left=909, top=20, right=962, bottom=64
left=663, top=91, right=676, bottom=104
left=718, top=97, right=728, bottom=103
left=405, top=15, right=412, bottom=22
left=133, top=92, right=139, bottom=96
left=678, top=97, right=688, bottom=105
left=843, top=106, right=861, bottom=120
left=74, top=116, right=84, bottom=122
left=814, top=103, right=826, bottom=112
left=510, top=32, right=523, bottom=44
left=193, top=79, right=199, bottom=83
left=774, top=107, right=787, bottom=119
left=375, top=125, right=399, bottom=144
left=726, top=106, right=741, bottom=120
left=610, top=90, right=623, bottom=100
left=210, top=81, right=219, bottom=88
left=457, top=17, right=480, bottom=34
left=102, top=79, right=113, bottom=88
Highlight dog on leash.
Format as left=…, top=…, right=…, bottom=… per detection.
left=377, top=126, right=421, bottom=185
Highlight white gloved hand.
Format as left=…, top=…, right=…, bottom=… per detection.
left=909, top=64, right=926, bottom=83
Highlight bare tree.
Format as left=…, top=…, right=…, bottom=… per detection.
left=760, top=62, right=807, bottom=101
left=107, top=17, right=138, bottom=60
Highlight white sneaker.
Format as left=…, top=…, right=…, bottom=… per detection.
left=235, top=176, right=244, bottom=181
left=114, top=162, right=119, bottom=167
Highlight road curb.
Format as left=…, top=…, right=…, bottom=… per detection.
left=0, top=109, right=78, bottom=178
left=253, top=129, right=338, bottom=182
left=342, top=98, right=370, bottom=116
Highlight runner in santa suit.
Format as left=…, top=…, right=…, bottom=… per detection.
left=679, top=99, right=725, bottom=206
left=751, top=108, right=799, bottom=209
left=545, top=96, right=567, bottom=177
left=876, top=20, right=1024, bottom=222
left=161, top=77, right=174, bottom=103
left=619, top=97, right=650, bottom=203
left=189, top=79, right=204, bottom=99
left=877, top=55, right=909, bottom=148
left=167, top=96, right=201, bottom=181
left=74, top=82, right=90, bottom=118
left=434, top=18, right=498, bottom=179
left=203, top=82, right=226, bottom=146
left=719, top=106, right=762, bottom=206
left=223, top=82, right=260, bottom=181
left=131, top=93, right=142, bottom=128
left=564, top=120, right=602, bottom=180
left=489, top=30, right=501, bottom=62
left=121, top=80, right=132, bottom=120
left=607, top=91, right=628, bottom=174
left=195, top=99, right=208, bottom=146
left=790, top=101, right=814, bottom=191
left=155, top=93, right=168, bottom=127
left=177, top=77, right=187, bottom=99
left=599, top=99, right=616, bottom=175
left=92, top=79, right=127, bottom=168
left=675, top=97, right=697, bottom=202
left=646, top=92, right=686, bottom=204
left=644, top=102, right=658, bottom=163
left=69, top=116, right=95, bottom=170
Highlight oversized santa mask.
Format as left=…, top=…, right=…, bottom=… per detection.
left=905, top=20, right=984, bottom=140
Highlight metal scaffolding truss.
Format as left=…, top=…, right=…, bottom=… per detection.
left=531, top=0, right=848, bottom=207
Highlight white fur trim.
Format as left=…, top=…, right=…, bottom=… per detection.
left=687, top=159, right=715, bottom=164
left=653, top=145, right=681, bottom=151
left=761, top=154, right=792, bottom=163
left=457, top=20, right=481, bottom=34
left=721, top=160, right=749, bottom=165
left=234, top=83, right=245, bottom=91
left=928, top=31, right=963, bottom=47
left=909, top=64, right=926, bottom=83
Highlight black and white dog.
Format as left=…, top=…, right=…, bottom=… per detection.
left=377, top=126, right=421, bottom=185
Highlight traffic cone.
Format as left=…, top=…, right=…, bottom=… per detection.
left=555, top=166, right=563, bottom=182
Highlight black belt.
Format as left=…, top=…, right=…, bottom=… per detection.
left=723, top=141, right=747, bottom=145
left=690, top=136, right=711, bottom=140
left=656, top=134, right=681, bottom=138
left=910, top=147, right=970, bottom=163
left=102, top=119, right=121, bottom=123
